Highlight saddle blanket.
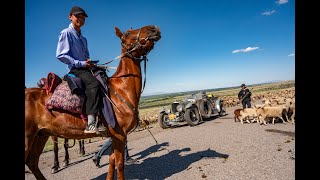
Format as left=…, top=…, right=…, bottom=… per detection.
left=45, top=80, right=85, bottom=114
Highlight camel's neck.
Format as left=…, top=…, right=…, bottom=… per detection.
left=110, top=56, right=142, bottom=106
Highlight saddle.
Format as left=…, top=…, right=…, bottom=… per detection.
left=45, top=73, right=85, bottom=115
left=43, top=70, right=116, bottom=128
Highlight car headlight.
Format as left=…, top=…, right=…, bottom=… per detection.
left=176, top=104, right=183, bottom=112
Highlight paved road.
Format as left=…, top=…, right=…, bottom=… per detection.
left=25, top=103, right=295, bottom=180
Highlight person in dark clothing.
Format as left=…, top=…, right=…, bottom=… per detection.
left=238, top=84, right=252, bottom=109
left=92, top=138, right=130, bottom=168
left=56, top=6, right=102, bottom=133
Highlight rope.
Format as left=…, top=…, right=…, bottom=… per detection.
left=146, top=125, right=158, bottom=145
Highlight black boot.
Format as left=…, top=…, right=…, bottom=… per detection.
left=92, top=157, right=100, bottom=168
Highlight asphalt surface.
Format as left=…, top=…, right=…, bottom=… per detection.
left=25, top=102, right=295, bottom=180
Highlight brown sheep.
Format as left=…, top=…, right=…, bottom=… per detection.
left=234, top=109, right=242, bottom=122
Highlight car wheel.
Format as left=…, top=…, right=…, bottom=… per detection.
left=199, top=100, right=212, bottom=118
left=219, top=104, right=227, bottom=116
left=184, top=106, right=200, bottom=126
left=158, top=112, right=170, bottom=129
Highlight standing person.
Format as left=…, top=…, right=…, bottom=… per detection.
left=92, top=138, right=130, bottom=168
left=56, top=6, right=102, bottom=133
left=238, top=84, right=252, bottom=109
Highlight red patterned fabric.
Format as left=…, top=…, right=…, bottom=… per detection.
left=45, top=81, right=85, bottom=114
left=46, top=72, right=62, bottom=95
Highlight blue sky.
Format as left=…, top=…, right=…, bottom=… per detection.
left=25, top=0, right=295, bottom=96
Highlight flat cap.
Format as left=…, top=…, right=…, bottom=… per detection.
left=70, top=6, right=88, bottom=17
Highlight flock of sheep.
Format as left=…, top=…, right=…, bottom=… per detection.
left=138, top=87, right=295, bottom=127
left=234, top=87, right=295, bottom=125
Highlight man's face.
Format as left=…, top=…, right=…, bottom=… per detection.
left=69, top=13, right=86, bottom=28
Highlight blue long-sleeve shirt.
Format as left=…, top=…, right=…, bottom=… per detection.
left=56, top=23, right=90, bottom=70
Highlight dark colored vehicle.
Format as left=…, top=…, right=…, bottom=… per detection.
left=195, top=91, right=227, bottom=119
left=158, top=91, right=226, bottom=129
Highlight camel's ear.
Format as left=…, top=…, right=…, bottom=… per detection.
left=115, top=26, right=123, bottom=39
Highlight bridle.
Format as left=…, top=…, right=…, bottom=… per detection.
left=120, top=28, right=156, bottom=61
left=104, top=27, right=159, bottom=118
left=119, top=28, right=158, bottom=93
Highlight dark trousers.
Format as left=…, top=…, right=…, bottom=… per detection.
left=242, top=100, right=251, bottom=109
left=69, top=68, right=101, bottom=115
left=95, top=138, right=129, bottom=160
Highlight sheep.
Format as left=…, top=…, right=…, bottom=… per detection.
left=233, top=109, right=242, bottom=122
left=287, top=99, right=295, bottom=124
left=290, top=106, right=295, bottom=124
left=254, top=104, right=266, bottom=108
left=239, top=110, right=251, bottom=124
left=256, top=105, right=288, bottom=125
left=239, top=108, right=259, bottom=124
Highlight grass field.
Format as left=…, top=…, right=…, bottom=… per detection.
left=43, top=80, right=295, bottom=152
left=138, top=80, right=295, bottom=117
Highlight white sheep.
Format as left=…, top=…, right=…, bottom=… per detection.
left=288, top=99, right=295, bottom=124
left=239, top=108, right=259, bottom=124
left=256, top=105, right=288, bottom=125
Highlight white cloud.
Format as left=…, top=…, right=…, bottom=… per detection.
left=262, top=10, right=276, bottom=16
left=288, top=53, right=295, bottom=56
left=232, top=47, right=260, bottom=54
left=276, top=0, right=288, bottom=5
left=242, top=47, right=259, bottom=52
left=232, top=49, right=241, bottom=53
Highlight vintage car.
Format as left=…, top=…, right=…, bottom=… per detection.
left=158, top=91, right=226, bottom=129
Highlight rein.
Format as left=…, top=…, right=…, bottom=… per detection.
left=118, top=28, right=152, bottom=94
left=103, top=28, right=153, bottom=115
left=95, top=27, right=160, bottom=140
left=104, top=28, right=156, bottom=136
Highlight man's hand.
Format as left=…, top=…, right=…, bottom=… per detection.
left=237, top=99, right=241, bottom=104
left=85, top=59, right=97, bottom=68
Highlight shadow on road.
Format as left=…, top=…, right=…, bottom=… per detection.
left=265, top=129, right=295, bottom=137
left=93, top=142, right=229, bottom=179
left=98, top=142, right=171, bottom=168
left=202, top=113, right=230, bottom=122
left=53, top=152, right=96, bottom=173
